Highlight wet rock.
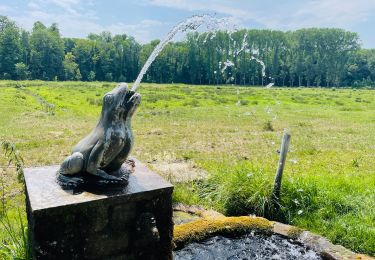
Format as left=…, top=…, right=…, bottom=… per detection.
left=173, top=211, right=201, bottom=225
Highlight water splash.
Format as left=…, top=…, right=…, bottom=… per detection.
left=221, top=59, right=235, bottom=73
left=174, top=234, right=321, bottom=260
left=250, top=56, right=266, bottom=77
left=219, top=32, right=268, bottom=85
left=131, top=14, right=272, bottom=91
left=132, top=15, right=208, bottom=91
left=235, top=32, right=248, bottom=56
left=131, top=15, right=237, bottom=91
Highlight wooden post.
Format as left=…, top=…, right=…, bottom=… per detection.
left=272, top=129, right=291, bottom=207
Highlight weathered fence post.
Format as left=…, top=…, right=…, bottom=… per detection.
left=272, top=129, right=291, bottom=208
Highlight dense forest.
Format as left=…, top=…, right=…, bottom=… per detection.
left=1, top=15, right=375, bottom=87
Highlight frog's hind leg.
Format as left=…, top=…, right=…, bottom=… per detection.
left=56, top=152, right=84, bottom=189
left=59, top=152, right=84, bottom=175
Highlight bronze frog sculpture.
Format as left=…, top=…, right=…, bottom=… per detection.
left=56, top=83, right=141, bottom=190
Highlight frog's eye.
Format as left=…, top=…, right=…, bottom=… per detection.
left=104, top=94, right=113, bottom=104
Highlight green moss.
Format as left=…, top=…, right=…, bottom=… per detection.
left=287, top=226, right=304, bottom=239
left=173, top=216, right=272, bottom=249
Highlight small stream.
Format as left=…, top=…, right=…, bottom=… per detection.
left=174, top=233, right=321, bottom=260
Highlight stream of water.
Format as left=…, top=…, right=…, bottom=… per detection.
left=131, top=15, right=270, bottom=91
left=131, top=15, right=237, bottom=91
left=174, top=233, right=321, bottom=260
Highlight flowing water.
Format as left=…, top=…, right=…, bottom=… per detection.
left=131, top=15, right=237, bottom=91
left=174, top=234, right=321, bottom=260
left=131, top=15, right=270, bottom=91
left=221, top=60, right=235, bottom=74
left=221, top=31, right=268, bottom=85
left=250, top=56, right=266, bottom=77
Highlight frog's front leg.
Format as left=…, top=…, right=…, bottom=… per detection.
left=86, top=141, right=126, bottom=184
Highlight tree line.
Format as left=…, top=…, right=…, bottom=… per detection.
left=1, top=15, right=374, bottom=87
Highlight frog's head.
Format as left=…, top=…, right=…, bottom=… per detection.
left=102, top=83, right=141, bottom=121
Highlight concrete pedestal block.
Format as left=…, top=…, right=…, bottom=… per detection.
left=24, top=159, right=173, bottom=260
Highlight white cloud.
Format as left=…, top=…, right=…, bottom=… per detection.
left=7, top=0, right=164, bottom=42
left=147, top=0, right=263, bottom=32
left=148, top=0, right=375, bottom=31
left=26, top=0, right=94, bottom=18
left=49, top=0, right=81, bottom=15
left=263, top=0, right=375, bottom=29
left=11, top=0, right=163, bottom=43
left=4, top=0, right=375, bottom=46
left=99, top=19, right=165, bottom=42
left=150, top=0, right=248, bottom=17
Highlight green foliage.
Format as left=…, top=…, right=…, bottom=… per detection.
left=0, top=16, right=374, bottom=86
left=29, top=22, right=64, bottom=80
left=62, top=52, right=81, bottom=81
left=87, top=71, right=95, bottom=81
left=1, top=141, right=24, bottom=183
left=0, top=16, right=22, bottom=79
left=262, top=120, right=274, bottom=131
left=0, top=211, right=31, bottom=260
left=0, top=82, right=375, bottom=255
left=104, top=72, right=113, bottom=82
left=175, top=159, right=374, bottom=255
left=0, top=141, right=29, bottom=259
left=15, top=63, right=30, bottom=80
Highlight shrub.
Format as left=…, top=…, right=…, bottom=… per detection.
left=238, top=100, right=249, bottom=106
left=263, top=120, right=274, bottom=131
left=87, top=71, right=95, bottom=81
left=15, top=63, right=30, bottom=80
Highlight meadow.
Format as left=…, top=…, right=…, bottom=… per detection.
left=0, top=80, right=374, bottom=256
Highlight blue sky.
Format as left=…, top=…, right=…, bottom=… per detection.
left=1, top=0, right=375, bottom=48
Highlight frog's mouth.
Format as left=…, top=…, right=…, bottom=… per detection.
left=121, top=91, right=141, bottom=118
left=127, top=92, right=141, bottom=107
left=122, top=91, right=140, bottom=107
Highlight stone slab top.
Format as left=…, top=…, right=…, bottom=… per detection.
left=24, top=159, right=173, bottom=212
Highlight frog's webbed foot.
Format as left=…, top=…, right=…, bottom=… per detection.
left=92, top=168, right=129, bottom=187
left=56, top=173, right=84, bottom=190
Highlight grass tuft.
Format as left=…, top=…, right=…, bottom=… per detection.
left=0, top=210, right=31, bottom=260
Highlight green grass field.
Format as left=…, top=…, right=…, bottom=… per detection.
left=0, top=80, right=374, bottom=256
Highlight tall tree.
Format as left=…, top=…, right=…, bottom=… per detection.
left=29, top=21, right=64, bottom=80
left=63, top=52, right=81, bottom=80
left=0, top=16, right=21, bottom=79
